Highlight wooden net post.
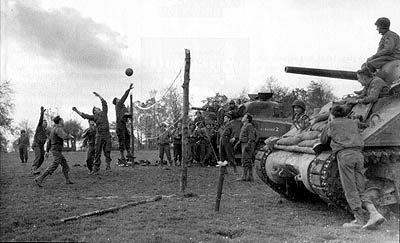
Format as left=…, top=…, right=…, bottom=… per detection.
left=180, top=49, right=190, bottom=193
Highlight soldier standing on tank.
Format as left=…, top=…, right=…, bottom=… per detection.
left=172, top=122, right=182, bottom=166
left=157, top=123, right=172, bottom=166
left=31, top=106, right=49, bottom=175
left=34, top=116, right=74, bottom=187
left=112, top=84, right=134, bottom=165
left=236, top=113, right=257, bottom=181
left=82, top=120, right=96, bottom=173
left=219, top=113, right=238, bottom=174
left=17, top=130, right=30, bottom=164
left=72, top=92, right=112, bottom=174
left=362, top=17, right=400, bottom=72
left=320, top=105, right=385, bottom=229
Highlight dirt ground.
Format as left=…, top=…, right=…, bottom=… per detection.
left=0, top=150, right=399, bottom=243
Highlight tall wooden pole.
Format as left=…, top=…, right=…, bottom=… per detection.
left=130, top=94, right=135, bottom=167
left=180, top=49, right=190, bottom=193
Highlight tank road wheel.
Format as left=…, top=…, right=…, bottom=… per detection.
left=307, top=153, right=349, bottom=210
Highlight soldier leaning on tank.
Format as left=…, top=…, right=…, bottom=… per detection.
left=187, top=122, right=198, bottom=167
left=236, top=113, right=257, bottom=182
left=112, top=84, right=134, bottom=165
left=320, top=105, right=385, bottom=230
left=17, top=130, right=30, bottom=164
left=198, top=121, right=215, bottom=167
left=347, top=67, right=390, bottom=106
left=82, top=120, right=96, bottom=173
left=157, top=123, right=172, bottom=166
left=172, top=122, right=182, bottom=166
left=291, top=100, right=310, bottom=131
left=362, top=17, right=400, bottom=73
left=31, top=106, right=49, bottom=175
left=72, top=92, right=112, bottom=174
left=218, top=113, right=238, bottom=174
left=34, top=116, right=74, bottom=187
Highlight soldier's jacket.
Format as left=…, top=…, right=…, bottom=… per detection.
left=373, top=30, right=400, bottom=59
left=158, top=128, right=171, bottom=145
left=293, top=112, right=311, bottom=131
left=320, top=117, right=364, bottom=153
left=32, top=111, right=48, bottom=146
left=115, top=89, right=130, bottom=128
left=17, top=134, right=30, bottom=148
left=80, top=98, right=110, bottom=137
left=46, top=124, right=71, bottom=152
left=82, top=126, right=96, bottom=146
left=172, top=128, right=182, bottom=145
left=358, top=76, right=389, bottom=104
left=219, top=121, right=234, bottom=143
left=188, top=127, right=197, bottom=143
left=239, top=123, right=256, bottom=144
left=199, top=127, right=215, bottom=141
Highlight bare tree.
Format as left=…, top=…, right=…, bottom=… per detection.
left=0, top=80, right=14, bottom=151
left=306, top=80, right=336, bottom=111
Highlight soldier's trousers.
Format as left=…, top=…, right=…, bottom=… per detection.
left=32, top=144, right=45, bottom=169
left=362, top=56, right=398, bottom=72
left=44, top=150, right=70, bottom=175
left=199, top=140, right=212, bottom=165
left=93, top=135, right=112, bottom=171
left=219, top=139, right=235, bottom=166
left=187, top=142, right=197, bottom=163
left=19, top=147, right=28, bottom=163
left=173, top=143, right=182, bottom=163
left=116, top=126, right=130, bottom=153
left=241, top=142, right=255, bottom=168
left=159, top=144, right=171, bottom=163
left=337, top=148, right=372, bottom=211
left=86, top=144, right=95, bottom=172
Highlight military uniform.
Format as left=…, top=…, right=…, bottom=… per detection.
left=187, top=124, right=197, bottom=166
left=115, top=88, right=132, bottom=159
left=17, top=133, right=30, bottom=163
left=172, top=127, right=182, bottom=166
left=356, top=76, right=389, bottom=104
left=219, top=120, right=237, bottom=172
left=365, top=30, right=400, bottom=72
left=158, top=127, right=172, bottom=166
left=198, top=125, right=215, bottom=166
left=35, top=123, right=73, bottom=186
left=31, top=109, right=48, bottom=171
left=238, top=122, right=257, bottom=181
left=82, top=125, right=96, bottom=172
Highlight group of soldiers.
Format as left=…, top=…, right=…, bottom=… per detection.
left=156, top=99, right=257, bottom=181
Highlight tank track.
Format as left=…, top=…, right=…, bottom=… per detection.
left=256, top=145, right=400, bottom=210
left=307, top=148, right=400, bottom=210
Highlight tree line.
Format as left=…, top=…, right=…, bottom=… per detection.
left=0, top=77, right=336, bottom=152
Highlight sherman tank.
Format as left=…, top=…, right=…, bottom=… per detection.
left=255, top=60, right=400, bottom=214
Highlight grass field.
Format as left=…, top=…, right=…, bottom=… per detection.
left=0, top=150, right=399, bottom=242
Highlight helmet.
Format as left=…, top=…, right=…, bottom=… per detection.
left=224, top=112, right=232, bottom=120
left=292, top=100, right=306, bottom=110
left=229, top=100, right=235, bottom=105
left=375, top=17, right=390, bottom=29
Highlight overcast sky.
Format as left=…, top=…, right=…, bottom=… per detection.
left=1, top=0, right=400, bottom=131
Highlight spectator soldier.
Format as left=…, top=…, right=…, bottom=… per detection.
left=157, top=123, right=172, bottom=166
left=17, top=130, right=29, bottom=164
left=236, top=113, right=257, bottom=181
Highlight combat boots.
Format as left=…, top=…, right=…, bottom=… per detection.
left=34, top=170, right=50, bottom=187
left=63, top=171, right=74, bottom=185
left=236, top=167, right=248, bottom=181
left=343, top=208, right=365, bottom=228
left=362, top=203, right=385, bottom=230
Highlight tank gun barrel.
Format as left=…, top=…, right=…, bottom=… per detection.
left=191, top=107, right=207, bottom=111
left=285, top=66, right=358, bottom=80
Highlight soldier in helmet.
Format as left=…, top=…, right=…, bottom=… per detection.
left=187, top=121, right=198, bottom=166
left=198, top=120, right=215, bottom=166
left=219, top=113, right=238, bottom=174
left=292, top=100, right=310, bottom=131
left=363, top=17, right=400, bottom=72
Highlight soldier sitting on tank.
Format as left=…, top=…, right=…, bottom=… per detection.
left=291, top=100, right=310, bottom=131
left=362, top=17, right=400, bottom=73
left=347, top=67, right=390, bottom=106
left=320, top=105, right=385, bottom=230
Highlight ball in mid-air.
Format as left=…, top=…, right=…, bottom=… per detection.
left=125, top=68, right=134, bottom=77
